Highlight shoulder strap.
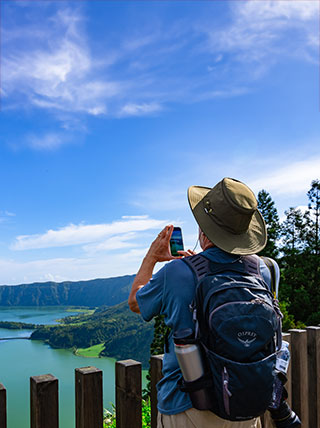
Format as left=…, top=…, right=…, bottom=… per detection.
left=182, top=254, right=211, bottom=282
left=182, top=254, right=262, bottom=280
left=260, top=256, right=278, bottom=298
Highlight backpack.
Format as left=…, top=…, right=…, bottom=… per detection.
left=181, top=253, right=283, bottom=421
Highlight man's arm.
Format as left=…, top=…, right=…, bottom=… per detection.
left=128, top=225, right=181, bottom=313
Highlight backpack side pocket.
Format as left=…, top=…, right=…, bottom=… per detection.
left=206, top=350, right=276, bottom=421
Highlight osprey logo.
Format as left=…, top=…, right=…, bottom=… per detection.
left=237, top=331, right=257, bottom=347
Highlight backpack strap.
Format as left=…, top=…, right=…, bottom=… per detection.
left=260, top=257, right=282, bottom=350
left=260, top=256, right=279, bottom=298
left=182, top=254, right=211, bottom=338
left=182, top=254, right=211, bottom=283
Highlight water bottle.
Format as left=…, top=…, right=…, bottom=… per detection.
left=269, top=341, right=290, bottom=409
left=275, top=341, right=290, bottom=373
left=173, top=328, right=212, bottom=410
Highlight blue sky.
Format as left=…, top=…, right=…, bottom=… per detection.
left=0, top=0, right=319, bottom=285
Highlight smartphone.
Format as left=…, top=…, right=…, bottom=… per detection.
left=170, top=227, right=184, bottom=256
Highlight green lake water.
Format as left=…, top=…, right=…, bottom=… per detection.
left=0, top=307, right=147, bottom=428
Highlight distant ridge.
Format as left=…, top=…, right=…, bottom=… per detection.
left=0, top=275, right=135, bottom=307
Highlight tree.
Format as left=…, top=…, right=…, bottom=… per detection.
left=306, top=179, right=320, bottom=255
left=257, top=190, right=281, bottom=259
left=280, top=207, right=305, bottom=254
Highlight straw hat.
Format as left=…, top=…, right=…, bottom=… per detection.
left=188, top=178, right=267, bottom=255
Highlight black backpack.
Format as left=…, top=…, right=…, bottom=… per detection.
left=181, top=253, right=283, bottom=421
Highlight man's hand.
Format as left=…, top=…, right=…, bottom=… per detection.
left=145, top=225, right=182, bottom=263
left=177, top=249, right=197, bottom=257
left=128, top=225, right=181, bottom=313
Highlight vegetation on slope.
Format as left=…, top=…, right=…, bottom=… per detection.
left=0, top=275, right=135, bottom=307
left=31, top=301, right=154, bottom=368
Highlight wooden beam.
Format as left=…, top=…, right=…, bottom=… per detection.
left=150, top=355, right=163, bottom=428
left=289, top=329, right=308, bottom=428
left=116, top=359, right=142, bottom=428
left=307, top=326, right=320, bottom=428
left=75, top=366, right=103, bottom=428
left=30, top=374, right=58, bottom=428
left=0, top=383, right=7, bottom=428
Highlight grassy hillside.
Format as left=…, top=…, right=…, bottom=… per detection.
left=31, top=301, right=154, bottom=367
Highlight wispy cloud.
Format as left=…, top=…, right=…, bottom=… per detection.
left=0, top=249, right=148, bottom=285
left=2, top=1, right=318, bottom=124
left=249, top=157, right=320, bottom=196
left=26, top=133, right=69, bottom=150
left=202, top=0, right=318, bottom=78
left=119, top=102, right=162, bottom=117
left=0, top=211, right=16, bottom=223
left=3, top=7, right=122, bottom=117
left=11, top=215, right=167, bottom=251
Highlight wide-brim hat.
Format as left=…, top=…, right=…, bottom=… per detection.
left=188, top=178, right=267, bottom=255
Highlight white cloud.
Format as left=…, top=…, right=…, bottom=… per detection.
left=2, top=1, right=318, bottom=125
left=11, top=216, right=168, bottom=250
left=0, top=211, right=16, bottom=223
left=204, top=0, right=318, bottom=75
left=249, top=157, right=320, bottom=196
left=26, top=133, right=67, bottom=150
left=119, top=102, right=162, bottom=117
left=82, top=232, right=138, bottom=254
left=0, top=250, right=148, bottom=285
left=3, top=7, right=122, bottom=117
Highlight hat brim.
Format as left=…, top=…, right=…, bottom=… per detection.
left=188, top=185, right=267, bottom=255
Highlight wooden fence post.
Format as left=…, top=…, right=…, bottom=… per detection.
left=30, top=374, right=58, bottom=428
left=307, top=326, right=320, bottom=428
left=75, top=366, right=103, bottom=428
left=0, top=383, right=7, bottom=428
left=150, top=355, right=164, bottom=428
left=288, top=329, right=308, bottom=428
left=116, top=359, right=142, bottom=428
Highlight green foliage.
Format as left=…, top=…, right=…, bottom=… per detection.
left=31, top=301, right=154, bottom=368
left=279, top=300, right=305, bottom=331
left=0, top=276, right=135, bottom=307
left=0, top=321, right=39, bottom=329
left=103, top=399, right=151, bottom=428
left=257, top=189, right=281, bottom=259
left=144, top=315, right=170, bottom=397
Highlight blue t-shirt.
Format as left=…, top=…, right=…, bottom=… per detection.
left=136, top=247, right=273, bottom=415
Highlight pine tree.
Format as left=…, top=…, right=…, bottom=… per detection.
left=257, top=189, right=280, bottom=259
left=280, top=207, right=304, bottom=254
left=306, top=179, right=320, bottom=255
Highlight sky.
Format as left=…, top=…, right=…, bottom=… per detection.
left=0, top=0, right=319, bottom=285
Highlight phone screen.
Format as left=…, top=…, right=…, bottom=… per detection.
left=170, top=227, right=184, bottom=256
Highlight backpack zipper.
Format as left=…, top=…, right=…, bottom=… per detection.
left=222, top=366, right=232, bottom=415
left=209, top=298, right=277, bottom=326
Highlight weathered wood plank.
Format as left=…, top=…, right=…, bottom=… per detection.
left=307, top=326, right=320, bottom=428
left=75, top=366, right=103, bottom=428
left=0, top=383, right=7, bottom=428
left=288, top=329, right=308, bottom=428
left=260, top=411, right=275, bottom=428
left=116, top=359, right=141, bottom=428
left=150, top=355, right=164, bottom=428
left=30, top=374, right=58, bottom=428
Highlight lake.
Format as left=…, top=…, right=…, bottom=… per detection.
left=0, top=307, right=147, bottom=428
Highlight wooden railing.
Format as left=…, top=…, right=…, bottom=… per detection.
left=0, top=327, right=319, bottom=428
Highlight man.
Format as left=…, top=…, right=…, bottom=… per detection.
left=129, top=177, right=274, bottom=428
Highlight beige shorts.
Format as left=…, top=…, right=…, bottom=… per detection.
left=157, top=408, right=262, bottom=428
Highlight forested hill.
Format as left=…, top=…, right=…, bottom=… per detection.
left=0, top=275, right=135, bottom=307
left=31, top=301, right=154, bottom=367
